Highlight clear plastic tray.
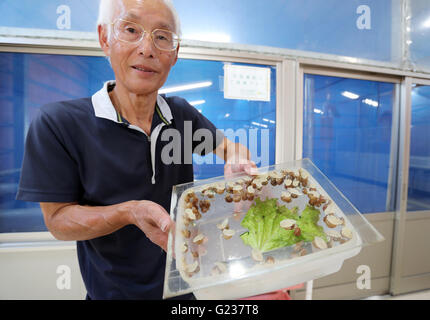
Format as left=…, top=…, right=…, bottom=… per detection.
left=163, top=159, right=384, bottom=299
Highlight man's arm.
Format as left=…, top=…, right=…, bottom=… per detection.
left=40, top=200, right=172, bottom=251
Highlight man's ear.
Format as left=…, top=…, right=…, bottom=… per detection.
left=172, top=43, right=180, bottom=66
left=98, top=24, right=111, bottom=57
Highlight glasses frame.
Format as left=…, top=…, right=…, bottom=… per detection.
left=110, top=18, right=181, bottom=52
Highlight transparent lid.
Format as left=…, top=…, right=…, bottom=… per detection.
left=163, top=159, right=384, bottom=299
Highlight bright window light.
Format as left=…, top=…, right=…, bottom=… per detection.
left=262, top=118, right=276, bottom=124
left=423, top=17, right=430, bottom=28
left=362, top=98, right=379, bottom=108
left=159, top=81, right=213, bottom=94
left=342, top=91, right=360, bottom=100
left=314, top=108, right=324, bottom=115
left=189, top=100, right=206, bottom=106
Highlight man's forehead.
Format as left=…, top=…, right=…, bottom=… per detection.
left=114, top=0, right=175, bottom=30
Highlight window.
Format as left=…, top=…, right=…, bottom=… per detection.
left=407, top=84, right=430, bottom=211
left=0, top=52, right=276, bottom=233
left=302, top=73, right=397, bottom=213
left=0, top=52, right=114, bottom=233
left=1, top=0, right=397, bottom=63
left=162, top=59, right=277, bottom=180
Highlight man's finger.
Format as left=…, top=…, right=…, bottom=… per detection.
left=243, top=162, right=258, bottom=176
left=146, top=203, right=172, bottom=233
left=150, top=229, right=169, bottom=252
left=142, top=222, right=169, bottom=252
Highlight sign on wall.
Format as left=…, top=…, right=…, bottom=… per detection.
left=224, top=65, right=271, bottom=102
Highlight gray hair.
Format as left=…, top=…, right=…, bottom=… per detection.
left=97, top=0, right=182, bottom=40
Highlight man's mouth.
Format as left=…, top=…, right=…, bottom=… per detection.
left=132, top=65, right=156, bottom=73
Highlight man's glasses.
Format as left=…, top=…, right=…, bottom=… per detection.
left=111, top=19, right=180, bottom=51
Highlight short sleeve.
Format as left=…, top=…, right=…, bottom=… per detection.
left=191, top=107, right=225, bottom=156
left=16, top=107, right=82, bottom=202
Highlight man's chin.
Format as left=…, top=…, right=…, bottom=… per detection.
left=124, top=84, right=159, bottom=97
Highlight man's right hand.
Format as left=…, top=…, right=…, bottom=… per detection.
left=40, top=200, right=173, bottom=252
left=128, top=200, right=173, bottom=252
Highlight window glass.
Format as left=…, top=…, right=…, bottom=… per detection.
left=176, top=0, right=396, bottom=62
left=162, top=59, right=277, bottom=180
left=407, top=84, right=430, bottom=211
left=0, top=52, right=276, bottom=233
left=302, top=74, right=396, bottom=213
left=410, top=0, right=430, bottom=70
left=0, top=52, right=114, bottom=233
left=0, top=0, right=399, bottom=63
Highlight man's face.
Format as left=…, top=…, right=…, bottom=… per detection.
left=100, top=0, right=179, bottom=95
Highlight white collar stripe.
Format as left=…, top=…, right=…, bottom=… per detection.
left=91, top=80, right=174, bottom=125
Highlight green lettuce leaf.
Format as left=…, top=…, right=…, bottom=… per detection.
left=240, top=198, right=325, bottom=252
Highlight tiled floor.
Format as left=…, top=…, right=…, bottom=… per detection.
left=363, top=289, right=430, bottom=300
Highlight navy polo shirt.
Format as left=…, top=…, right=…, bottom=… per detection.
left=16, top=81, right=223, bottom=300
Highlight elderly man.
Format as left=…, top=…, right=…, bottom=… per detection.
left=16, top=0, right=256, bottom=300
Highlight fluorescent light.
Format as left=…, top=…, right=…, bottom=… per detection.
left=159, top=81, right=213, bottom=94
left=184, top=32, right=231, bottom=43
left=362, top=98, right=379, bottom=107
left=262, top=118, right=276, bottom=124
left=252, top=121, right=268, bottom=128
left=189, top=100, right=206, bottom=106
left=314, top=108, right=324, bottom=115
left=342, top=91, right=360, bottom=100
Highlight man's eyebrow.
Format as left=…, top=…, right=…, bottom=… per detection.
left=123, top=12, right=140, bottom=20
left=156, top=22, right=174, bottom=31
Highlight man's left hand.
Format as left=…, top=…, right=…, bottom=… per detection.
left=224, top=158, right=259, bottom=178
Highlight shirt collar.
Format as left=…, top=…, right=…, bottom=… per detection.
left=91, top=80, right=173, bottom=125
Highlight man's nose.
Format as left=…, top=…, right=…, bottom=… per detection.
left=137, top=32, right=156, bottom=57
